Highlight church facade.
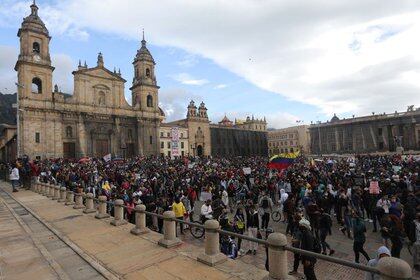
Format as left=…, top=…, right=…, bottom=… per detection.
left=16, top=2, right=163, bottom=159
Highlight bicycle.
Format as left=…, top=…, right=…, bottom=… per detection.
left=272, top=210, right=282, bottom=222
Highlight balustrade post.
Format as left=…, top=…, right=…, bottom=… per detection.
left=264, top=232, right=293, bottom=280
left=197, top=219, right=226, bottom=266
left=46, top=183, right=54, bottom=198
left=377, top=257, right=412, bottom=280
left=110, top=199, right=127, bottom=226
left=83, top=193, right=96, bottom=214
left=95, top=196, right=109, bottom=219
left=130, top=204, right=149, bottom=235
left=158, top=211, right=181, bottom=248
left=52, top=185, right=60, bottom=200
left=40, top=183, right=46, bottom=195
left=65, top=191, right=74, bottom=206
left=58, top=187, right=66, bottom=202
left=73, top=193, right=84, bottom=209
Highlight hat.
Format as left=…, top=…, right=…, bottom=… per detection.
left=299, top=218, right=311, bottom=230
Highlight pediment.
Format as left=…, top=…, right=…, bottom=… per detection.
left=73, top=66, right=126, bottom=82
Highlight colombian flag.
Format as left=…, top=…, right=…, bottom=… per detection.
left=268, top=151, right=300, bottom=170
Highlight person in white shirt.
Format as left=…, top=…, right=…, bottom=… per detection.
left=201, top=199, right=213, bottom=222
left=9, top=163, right=20, bottom=192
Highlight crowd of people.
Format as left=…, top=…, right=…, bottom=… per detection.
left=2, top=153, right=419, bottom=280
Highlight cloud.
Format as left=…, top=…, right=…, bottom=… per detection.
left=159, top=88, right=202, bottom=121
left=0, top=45, right=18, bottom=94
left=3, top=0, right=420, bottom=118
left=176, top=53, right=198, bottom=67
left=51, top=54, right=75, bottom=93
left=214, top=84, right=227, bottom=89
left=171, top=73, right=209, bottom=86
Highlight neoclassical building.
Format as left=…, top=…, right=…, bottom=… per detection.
left=15, top=2, right=163, bottom=159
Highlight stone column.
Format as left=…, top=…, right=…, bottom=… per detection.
left=40, top=183, right=46, bottom=195
left=110, top=199, right=127, bottom=226
left=95, top=196, right=110, bottom=219
left=47, top=183, right=54, bottom=198
left=83, top=193, right=96, bottom=214
left=58, top=187, right=66, bottom=202
left=377, top=257, right=412, bottom=280
left=65, top=191, right=75, bottom=206
left=130, top=204, right=149, bottom=235
left=158, top=211, right=181, bottom=248
left=52, top=185, right=60, bottom=200
left=73, top=193, right=84, bottom=209
left=197, top=219, right=226, bottom=266
left=264, top=232, right=292, bottom=280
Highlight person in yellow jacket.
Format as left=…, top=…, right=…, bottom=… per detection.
left=172, top=197, right=186, bottom=235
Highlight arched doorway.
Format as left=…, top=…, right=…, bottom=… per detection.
left=197, top=145, right=203, bottom=157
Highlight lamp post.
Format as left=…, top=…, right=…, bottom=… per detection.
left=15, top=82, right=25, bottom=158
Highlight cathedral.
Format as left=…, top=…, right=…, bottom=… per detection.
left=14, top=2, right=268, bottom=160
left=15, top=2, right=163, bottom=159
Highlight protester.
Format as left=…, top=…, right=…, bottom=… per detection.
left=365, top=246, right=391, bottom=280
left=9, top=163, right=19, bottom=192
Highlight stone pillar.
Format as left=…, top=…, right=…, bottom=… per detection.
left=73, top=193, right=84, bottom=209
left=83, top=193, right=96, bottom=214
left=377, top=257, right=412, bottom=280
left=65, top=191, right=75, bottom=206
left=34, top=180, right=39, bottom=193
left=197, top=219, right=226, bottom=266
left=58, top=187, right=66, bottom=202
left=52, top=185, right=60, bottom=200
left=264, top=232, right=292, bottom=280
left=158, top=211, right=181, bottom=248
left=130, top=204, right=149, bottom=235
left=110, top=199, right=127, bottom=226
left=47, top=183, right=54, bottom=198
left=40, top=183, right=45, bottom=195
left=95, top=196, right=110, bottom=219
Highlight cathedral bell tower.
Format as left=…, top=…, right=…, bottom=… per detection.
left=130, top=31, right=159, bottom=111
left=15, top=0, right=54, bottom=102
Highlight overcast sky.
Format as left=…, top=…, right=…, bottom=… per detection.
left=1, top=0, right=420, bottom=128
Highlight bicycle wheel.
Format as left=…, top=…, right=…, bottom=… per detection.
left=272, top=211, right=281, bottom=222
left=190, top=224, right=205, bottom=239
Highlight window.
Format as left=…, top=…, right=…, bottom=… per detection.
left=65, top=126, right=72, bottom=138
left=378, top=128, right=383, bottom=136
left=35, top=132, right=40, bottom=143
left=98, top=91, right=105, bottom=105
left=167, top=132, right=170, bottom=137
left=33, top=42, right=40, bottom=53
left=147, top=95, right=153, bottom=107
left=181, top=151, right=184, bottom=157
left=160, top=132, right=164, bottom=137
left=180, top=133, right=184, bottom=138
left=135, top=68, right=139, bottom=78
left=379, top=142, right=384, bottom=149
left=290, top=148, right=294, bottom=153
left=161, top=142, right=164, bottom=149
left=146, top=68, right=150, bottom=77
left=149, top=135, right=153, bottom=145
left=31, top=77, right=42, bottom=94
left=181, top=142, right=184, bottom=149
left=167, top=151, right=171, bottom=157
left=290, top=141, right=293, bottom=145
left=167, top=142, right=170, bottom=149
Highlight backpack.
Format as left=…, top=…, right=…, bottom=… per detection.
left=261, top=197, right=269, bottom=209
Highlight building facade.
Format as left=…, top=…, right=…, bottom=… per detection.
left=159, top=125, right=189, bottom=157
left=309, top=108, right=420, bottom=155
left=15, top=2, right=163, bottom=159
left=0, top=124, right=17, bottom=163
left=267, top=125, right=310, bottom=156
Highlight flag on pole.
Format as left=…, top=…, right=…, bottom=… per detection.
left=267, top=151, right=300, bottom=170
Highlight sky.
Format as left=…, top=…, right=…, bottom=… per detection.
left=1, top=0, right=420, bottom=129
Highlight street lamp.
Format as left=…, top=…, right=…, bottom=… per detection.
left=15, top=82, right=24, bottom=158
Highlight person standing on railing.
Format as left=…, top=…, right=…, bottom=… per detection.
left=299, top=218, right=317, bottom=280
left=352, top=211, right=370, bottom=264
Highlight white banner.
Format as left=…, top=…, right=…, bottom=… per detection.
left=103, top=153, right=111, bottom=162
left=171, top=127, right=180, bottom=158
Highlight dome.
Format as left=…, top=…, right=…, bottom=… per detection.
left=18, top=2, right=49, bottom=38
left=134, top=38, right=155, bottom=64
left=331, top=114, right=340, bottom=122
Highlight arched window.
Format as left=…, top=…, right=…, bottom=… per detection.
left=147, top=95, right=153, bottom=107
left=66, top=126, right=73, bottom=138
left=31, top=77, right=42, bottom=94
left=98, top=91, right=105, bottom=105
left=145, top=68, right=150, bottom=78
left=33, top=42, right=40, bottom=53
